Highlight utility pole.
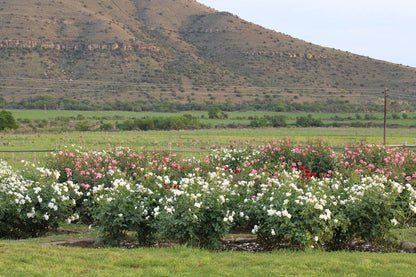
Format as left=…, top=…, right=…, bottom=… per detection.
left=383, top=88, right=389, bottom=145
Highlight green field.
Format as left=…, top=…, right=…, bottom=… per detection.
left=1, top=127, right=415, bottom=163
left=1, top=127, right=415, bottom=150
left=11, top=109, right=416, bottom=121
left=2, top=108, right=415, bottom=163
left=3, top=110, right=415, bottom=145
left=1, top=230, right=416, bottom=277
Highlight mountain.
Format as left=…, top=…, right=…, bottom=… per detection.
left=0, top=0, right=415, bottom=111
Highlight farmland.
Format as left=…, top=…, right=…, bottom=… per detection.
left=10, top=110, right=416, bottom=129
left=1, top=127, right=416, bottom=162
left=1, top=110, right=415, bottom=161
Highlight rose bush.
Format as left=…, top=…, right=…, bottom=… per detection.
left=0, top=160, right=81, bottom=238
left=2, top=140, right=415, bottom=250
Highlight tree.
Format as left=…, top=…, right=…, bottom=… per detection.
left=295, top=114, right=324, bottom=127
left=0, top=110, right=18, bottom=131
left=208, top=107, right=228, bottom=119
left=270, top=115, right=287, bottom=127
left=208, top=107, right=220, bottom=119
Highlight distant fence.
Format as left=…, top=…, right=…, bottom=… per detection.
left=331, top=143, right=416, bottom=150
left=0, top=150, right=56, bottom=163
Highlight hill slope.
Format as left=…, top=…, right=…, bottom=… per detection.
left=0, top=0, right=415, bottom=111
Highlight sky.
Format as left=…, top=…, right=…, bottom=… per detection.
left=197, top=0, right=416, bottom=68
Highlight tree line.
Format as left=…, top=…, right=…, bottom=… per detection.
left=1, top=95, right=413, bottom=113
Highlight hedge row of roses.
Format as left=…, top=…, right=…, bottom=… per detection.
left=1, top=140, right=416, bottom=250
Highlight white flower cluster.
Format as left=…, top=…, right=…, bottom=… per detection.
left=242, top=169, right=416, bottom=244
left=0, top=159, right=80, bottom=230
left=267, top=208, right=292, bottom=219
left=36, top=167, right=61, bottom=180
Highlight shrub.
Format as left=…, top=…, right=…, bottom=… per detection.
left=158, top=182, right=233, bottom=250
left=251, top=171, right=416, bottom=250
left=92, top=179, right=159, bottom=246
left=0, top=160, right=80, bottom=238
left=0, top=110, right=18, bottom=131
left=208, top=107, right=227, bottom=119
left=252, top=171, right=338, bottom=250
left=262, top=139, right=336, bottom=177
left=99, top=122, right=114, bottom=131
left=249, top=115, right=287, bottom=128
left=296, top=114, right=324, bottom=127
left=270, top=115, right=287, bottom=127
left=326, top=174, right=415, bottom=249
left=75, top=121, right=91, bottom=131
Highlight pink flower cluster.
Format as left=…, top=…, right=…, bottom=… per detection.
left=339, top=145, right=416, bottom=183
left=51, top=142, right=416, bottom=194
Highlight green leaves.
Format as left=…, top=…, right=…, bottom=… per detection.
left=0, top=110, right=18, bottom=131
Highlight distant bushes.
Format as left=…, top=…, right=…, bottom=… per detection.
left=208, top=107, right=228, bottom=119
left=296, top=115, right=324, bottom=127
left=249, top=115, right=287, bottom=128
left=116, top=115, right=205, bottom=131
left=6, top=96, right=408, bottom=113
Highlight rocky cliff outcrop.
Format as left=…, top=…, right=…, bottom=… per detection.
left=0, top=40, right=160, bottom=52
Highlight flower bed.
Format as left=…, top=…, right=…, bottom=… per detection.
left=1, top=140, right=416, bottom=249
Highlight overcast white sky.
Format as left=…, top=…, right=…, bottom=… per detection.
left=197, top=0, right=416, bottom=68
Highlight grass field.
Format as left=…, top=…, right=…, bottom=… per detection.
left=1, top=127, right=415, bottom=164
left=4, top=110, right=415, bottom=144
left=1, top=127, right=415, bottom=151
left=10, top=109, right=416, bottom=120
left=1, top=230, right=416, bottom=277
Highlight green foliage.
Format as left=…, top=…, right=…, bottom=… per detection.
left=208, top=107, right=228, bottom=119
left=3, top=140, right=416, bottom=251
left=253, top=176, right=337, bottom=250
left=75, top=121, right=91, bottom=131
left=0, top=160, right=80, bottom=238
left=296, top=114, right=324, bottom=127
left=250, top=115, right=287, bottom=128
left=364, top=114, right=377, bottom=120
left=0, top=96, right=5, bottom=108
left=116, top=115, right=202, bottom=131
left=92, top=182, right=158, bottom=246
left=158, top=189, right=233, bottom=250
left=342, top=177, right=398, bottom=244
left=0, top=110, right=18, bottom=131
left=99, top=122, right=114, bottom=131
left=262, top=139, right=336, bottom=176
left=252, top=172, right=408, bottom=250
left=6, top=96, right=413, bottom=114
